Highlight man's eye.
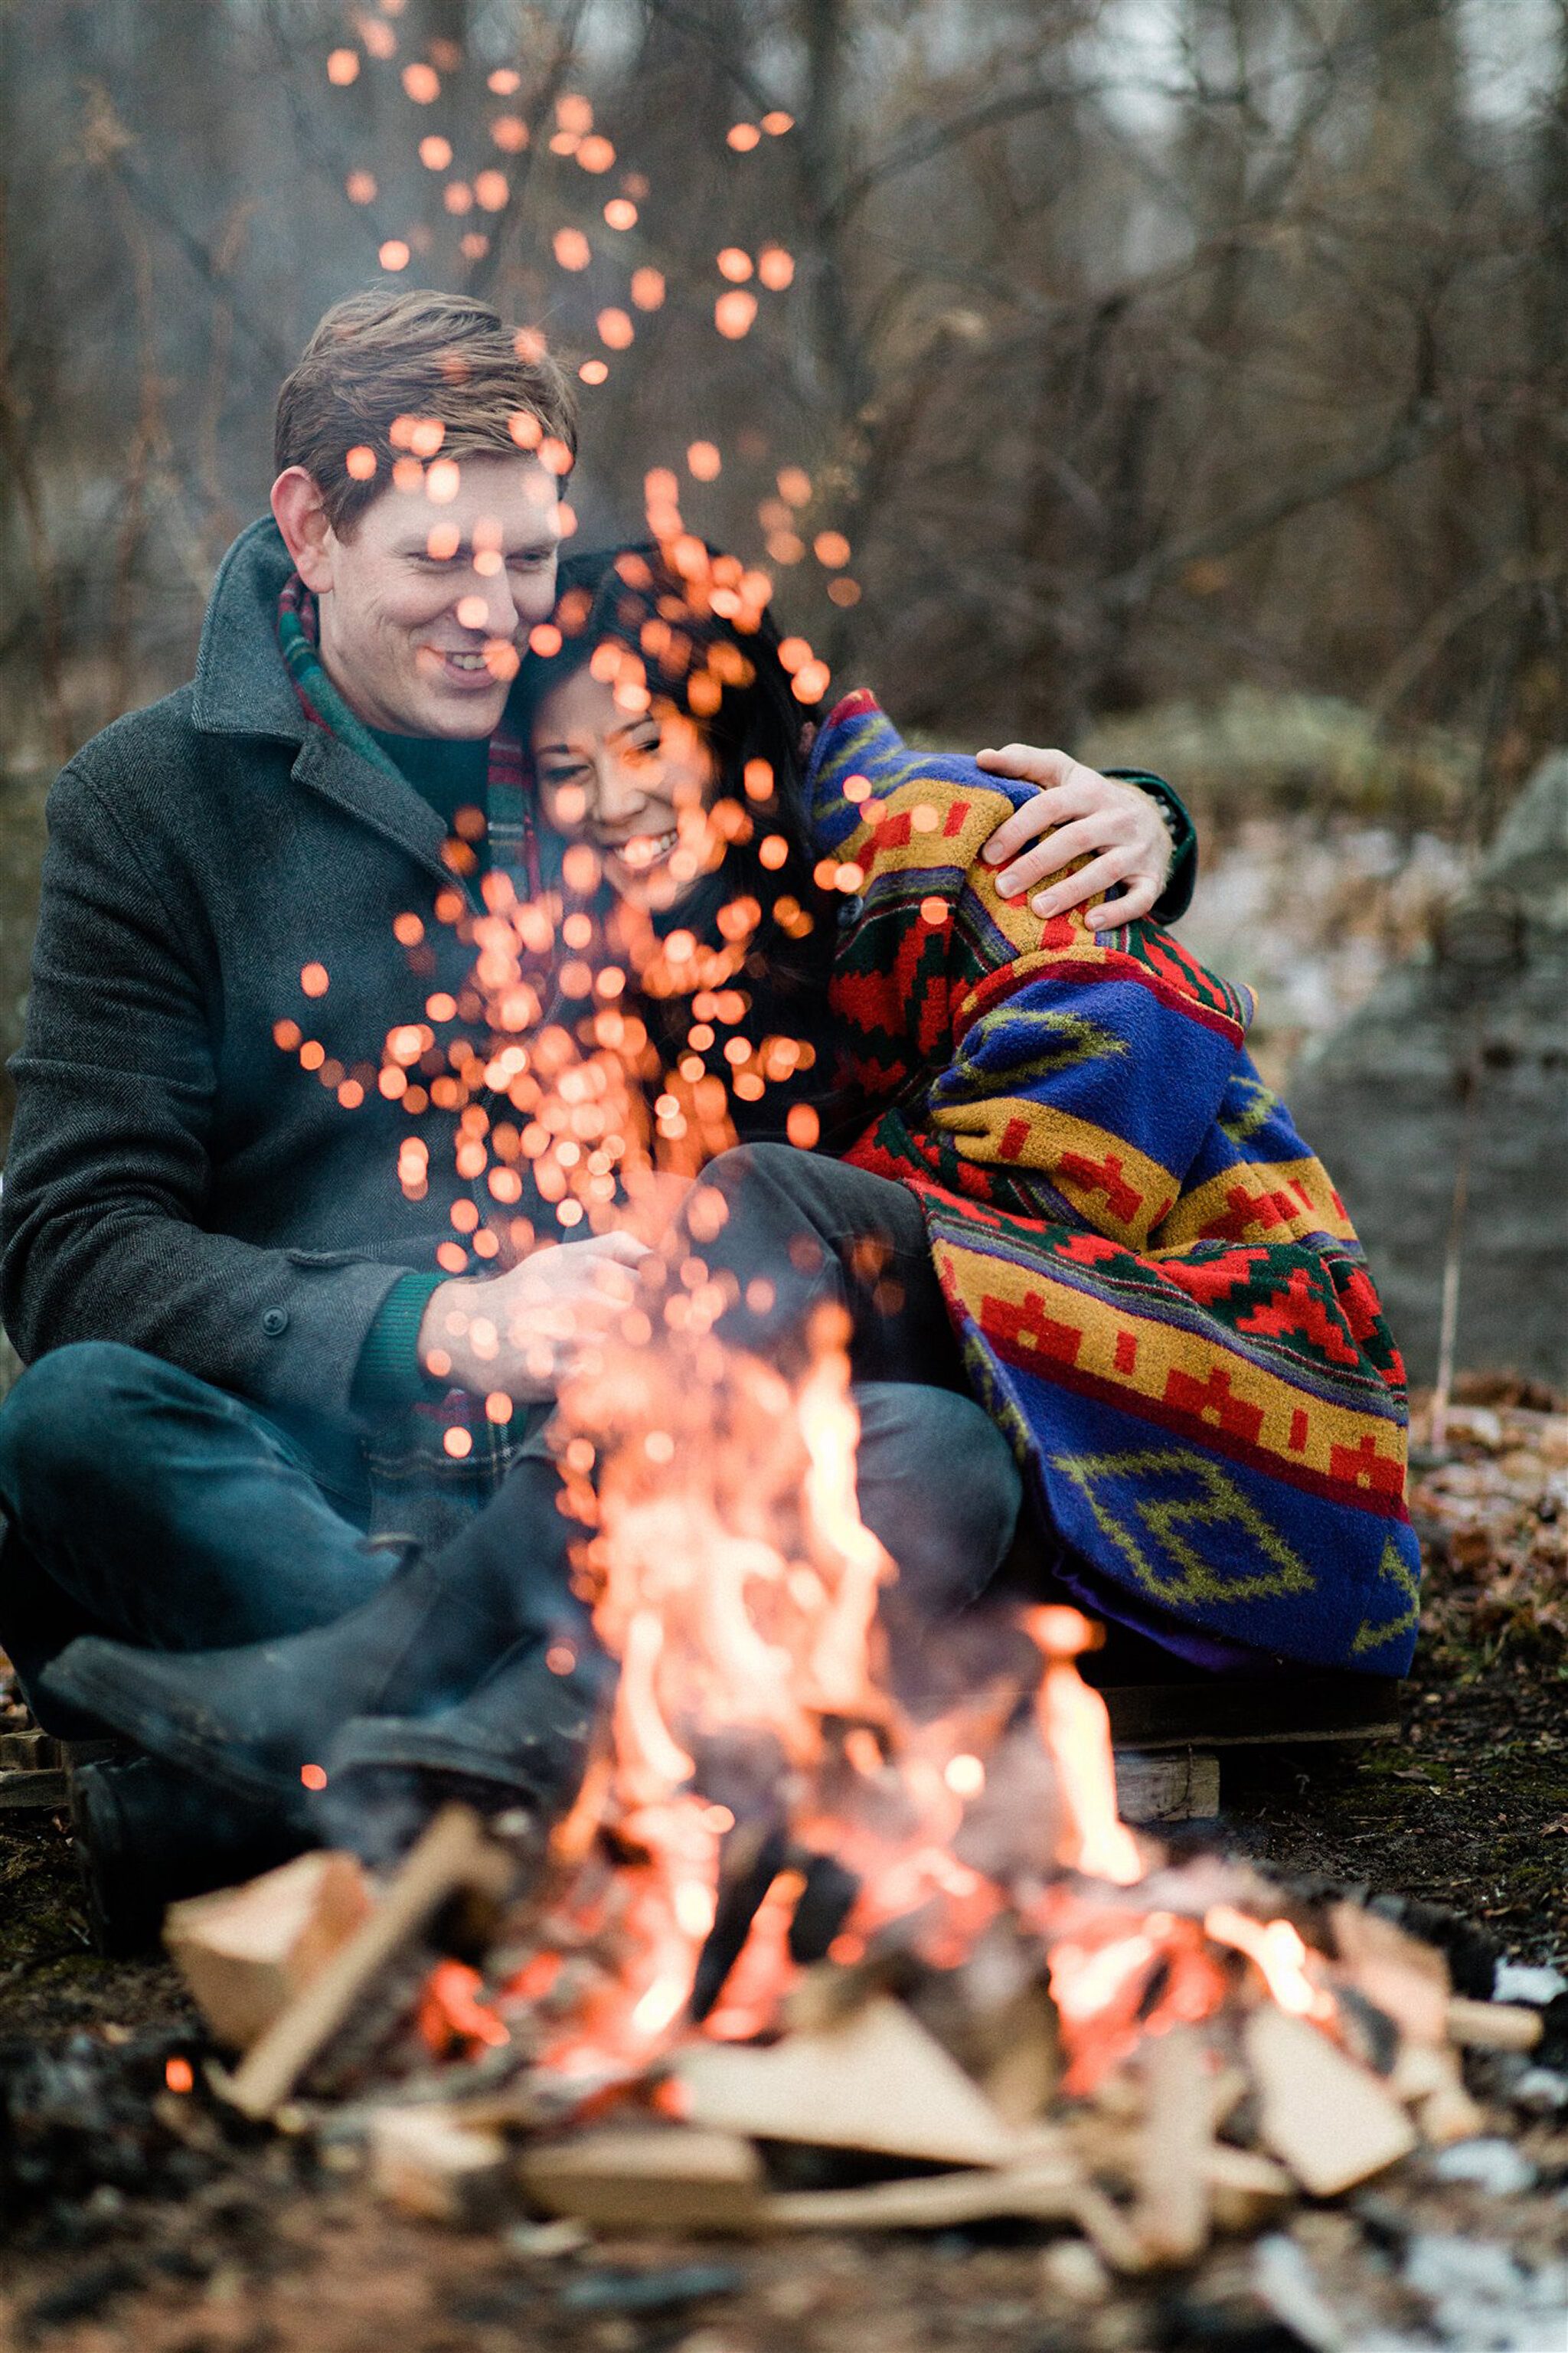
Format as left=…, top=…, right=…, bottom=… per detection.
left=509, top=549, right=557, bottom=570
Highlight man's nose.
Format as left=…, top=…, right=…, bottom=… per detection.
left=455, top=569, right=520, bottom=639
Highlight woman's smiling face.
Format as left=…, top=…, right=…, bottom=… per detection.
left=530, top=664, right=720, bottom=909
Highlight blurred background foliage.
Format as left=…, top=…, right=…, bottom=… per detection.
left=3, top=0, right=1567, bottom=1110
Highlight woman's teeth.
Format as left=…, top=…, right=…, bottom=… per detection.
left=612, top=830, right=678, bottom=868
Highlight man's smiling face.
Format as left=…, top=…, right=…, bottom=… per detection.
left=278, top=452, right=563, bottom=739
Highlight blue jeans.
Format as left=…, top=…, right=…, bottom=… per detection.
left=0, top=1342, right=1022, bottom=1734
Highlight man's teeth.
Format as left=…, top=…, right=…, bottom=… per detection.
left=446, top=652, right=490, bottom=672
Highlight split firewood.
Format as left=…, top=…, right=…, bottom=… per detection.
left=1206, top=2143, right=1294, bottom=2234
left=219, top=1807, right=514, bottom=2121
left=1388, top=2038, right=1452, bottom=2106
left=1444, top=1996, right=1544, bottom=2051
left=1133, top=2026, right=1211, bottom=2264
left=760, top=2153, right=1079, bottom=2234
left=165, top=1851, right=372, bottom=2053
left=1243, top=2006, right=1417, bottom=2197
left=521, top=2124, right=765, bottom=2230
left=673, top=1995, right=1018, bottom=2168
left=1329, top=1900, right=1450, bottom=2044
left=1069, top=2181, right=1155, bottom=2274
left=368, top=2103, right=511, bottom=2227
left=1402, top=2040, right=1488, bottom=2145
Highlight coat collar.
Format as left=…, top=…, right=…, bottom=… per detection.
left=190, top=516, right=456, bottom=886
left=191, top=517, right=307, bottom=743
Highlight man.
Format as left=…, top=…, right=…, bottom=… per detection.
left=0, top=289, right=1191, bottom=1940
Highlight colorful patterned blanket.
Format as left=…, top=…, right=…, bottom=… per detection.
left=809, top=694, right=1420, bottom=1675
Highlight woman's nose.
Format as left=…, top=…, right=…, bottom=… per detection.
left=593, top=753, right=650, bottom=825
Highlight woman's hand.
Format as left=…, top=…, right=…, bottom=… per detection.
left=418, top=1231, right=649, bottom=1403
left=975, top=746, right=1173, bottom=928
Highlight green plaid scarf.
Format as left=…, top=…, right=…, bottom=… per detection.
left=276, top=574, right=540, bottom=894
left=278, top=572, right=550, bottom=1504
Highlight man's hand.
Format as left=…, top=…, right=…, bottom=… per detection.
left=975, top=746, right=1173, bottom=928
left=417, top=1231, right=648, bottom=1404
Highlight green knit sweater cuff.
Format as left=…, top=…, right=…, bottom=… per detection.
left=1107, top=769, right=1198, bottom=926
left=354, top=1270, right=448, bottom=1410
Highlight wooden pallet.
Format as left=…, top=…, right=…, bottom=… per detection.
left=0, top=1728, right=120, bottom=1813
left=1102, top=1675, right=1403, bottom=1754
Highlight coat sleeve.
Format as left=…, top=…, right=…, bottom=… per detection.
left=813, top=698, right=1250, bottom=1249
left=0, top=762, right=407, bottom=1430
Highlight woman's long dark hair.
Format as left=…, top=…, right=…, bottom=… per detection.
left=516, top=541, right=838, bottom=1005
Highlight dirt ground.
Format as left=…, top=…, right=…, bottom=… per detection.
left=2, top=1387, right=1564, bottom=2350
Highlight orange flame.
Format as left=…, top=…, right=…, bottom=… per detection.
left=1025, top=1607, right=1143, bottom=1885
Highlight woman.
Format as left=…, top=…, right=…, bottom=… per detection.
left=44, top=544, right=1417, bottom=1848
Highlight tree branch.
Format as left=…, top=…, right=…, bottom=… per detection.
left=1101, top=404, right=1453, bottom=611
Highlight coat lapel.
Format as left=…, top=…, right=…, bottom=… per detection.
left=288, top=725, right=456, bottom=891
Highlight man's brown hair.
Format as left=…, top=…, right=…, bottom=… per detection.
left=274, top=287, right=578, bottom=533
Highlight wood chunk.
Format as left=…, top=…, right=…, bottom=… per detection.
left=1135, top=2027, right=1211, bottom=2265
left=1329, top=1900, right=1450, bottom=2045
left=165, top=1851, right=373, bottom=2051
left=1206, top=2145, right=1293, bottom=2234
left=1114, top=1750, right=1220, bottom=1822
left=219, top=1806, right=513, bottom=2120
left=1069, top=2182, right=1155, bottom=2274
left=674, top=1997, right=1018, bottom=2168
left=1418, top=2074, right=1487, bottom=2147
left=1445, top=1996, right=1544, bottom=2051
left=762, top=2154, right=1079, bottom=2233
left=1388, top=2039, right=1452, bottom=2106
left=368, top=2103, right=510, bottom=2227
left=521, top=2125, right=765, bottom=2231
left=1243, top=2006, right=1416, bottom=2197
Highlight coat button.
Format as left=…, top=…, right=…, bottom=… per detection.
left=261, top=1306, right=289, bottom=1336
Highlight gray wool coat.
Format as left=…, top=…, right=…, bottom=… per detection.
left=1, top=520, right=501, bottom=1491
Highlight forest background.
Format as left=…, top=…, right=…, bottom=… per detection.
left=2, top=0, right=1565, bottom=1136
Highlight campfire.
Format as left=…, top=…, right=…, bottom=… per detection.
left=153, top=1320, right=1566, bottom=2287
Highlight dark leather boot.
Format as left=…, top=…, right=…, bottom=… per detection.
left=318, top=1634, right=611, bottom=1864
left=69, top=1753, right=309, bottom=1956
left=40, top=1527, right=584, bottom=1813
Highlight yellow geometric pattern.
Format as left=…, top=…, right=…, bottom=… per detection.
left=1351, top=1534, right=1423, bottom=1656
left=931, top=1100, right=1175, bottom=1247
left=1050, top=1446, right=1317, bottom=1610
left=935, top=1243, right=1406, bottom=1495
left=1149, top=1155, right=1357, bottom=1252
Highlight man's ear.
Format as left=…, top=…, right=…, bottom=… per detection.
left=270, top=467, right=338, bottom=593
